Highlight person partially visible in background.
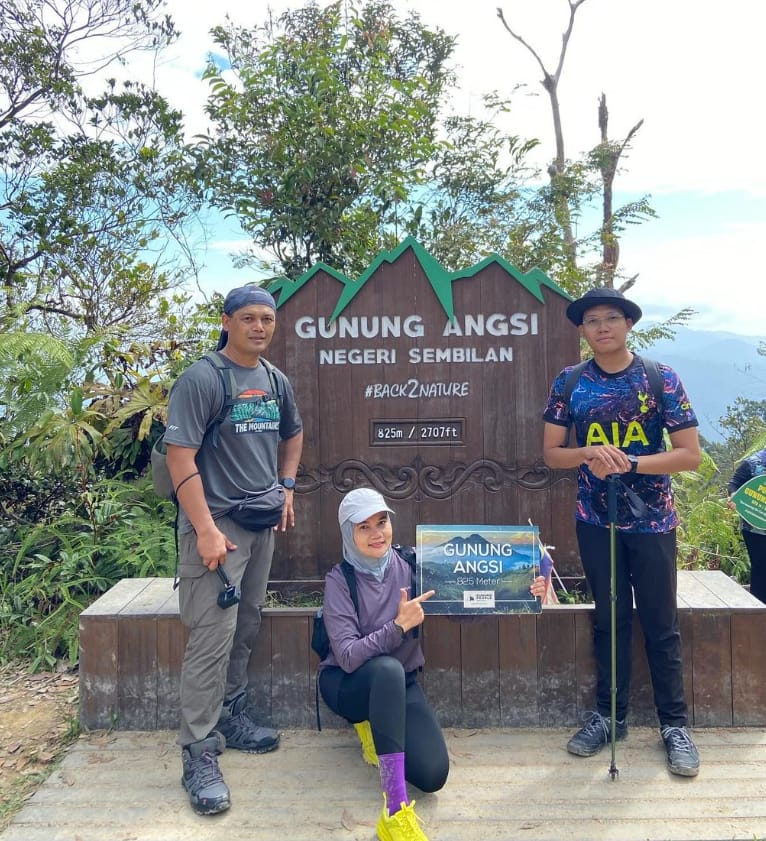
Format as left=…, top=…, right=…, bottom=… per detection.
left=728, top=447, right=766, bottom=603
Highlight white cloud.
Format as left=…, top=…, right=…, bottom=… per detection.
left=620, top=220, right=766, bottom=336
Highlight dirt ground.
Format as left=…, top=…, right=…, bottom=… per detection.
left=0, top=662, right=79, bottom=831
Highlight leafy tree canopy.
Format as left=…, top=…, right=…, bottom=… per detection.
left=197, top=0, right=460, bottom=278
left=0, top=0, right=200, bottom=340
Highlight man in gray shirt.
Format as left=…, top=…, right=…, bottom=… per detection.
left=165, top=285, right=303, bottom=815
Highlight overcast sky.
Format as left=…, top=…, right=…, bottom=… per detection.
left=145, top=0, right=765, bottom=336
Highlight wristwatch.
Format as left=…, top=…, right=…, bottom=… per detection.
left=626, top=455, right=639, bottom=474
left=279, top=477, right=296, bottom=490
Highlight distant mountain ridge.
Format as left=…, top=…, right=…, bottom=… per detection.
left=643, top=328, right=766, bottom=442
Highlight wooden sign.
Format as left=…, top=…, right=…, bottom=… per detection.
left=265, top=237, right=579, bottom=586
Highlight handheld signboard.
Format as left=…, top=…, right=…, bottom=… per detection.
left=417, top=524, right=541, bottom=615
left=731, top=475, right=766, bottom=530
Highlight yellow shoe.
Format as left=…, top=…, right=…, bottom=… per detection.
left=353, top=720, right=379, bottom=767
left=376, top=794, right=429, bottom=841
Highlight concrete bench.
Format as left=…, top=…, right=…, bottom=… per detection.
left=79, top=570, right=766, bottom=732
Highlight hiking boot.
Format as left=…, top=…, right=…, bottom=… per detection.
left=661, top=725, right=700, bottom=777
left=354, top=720, right=379, bottom=767
left=217, top=692, right=280, bottom=754
left=377, top=794, right=429, bottom=841
left=181, top=733, right=230, bottom=815
left=567, top=711, right=627, bottom=757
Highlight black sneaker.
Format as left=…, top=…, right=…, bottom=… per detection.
left=661, top=725, right=699, bottom=777
left=181, top=733, right=230, bottom=815
left=217, top=693, right=280, bottom=754
left=567, top=711, right=628, bottom=757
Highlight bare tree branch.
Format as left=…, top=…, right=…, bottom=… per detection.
left=497, top=1, right=588, bottom=269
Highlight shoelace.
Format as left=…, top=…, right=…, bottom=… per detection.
left=663, top=727, right=695, bottom=755
left=390, top=803, right=425, bottom=841
left=580, top=712, right=609, bottom=740
left=191, top=752, right=224, bottom=786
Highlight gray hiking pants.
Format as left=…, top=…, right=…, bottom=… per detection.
left=177, top=516, right=274, bottom=747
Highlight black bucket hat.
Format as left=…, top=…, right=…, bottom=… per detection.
left=566, top=287, right=642, bottom=326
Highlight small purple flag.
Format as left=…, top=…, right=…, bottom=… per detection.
left=540, top=548, right=554, bottom=580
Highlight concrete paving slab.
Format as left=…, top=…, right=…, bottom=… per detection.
left=2, top=727, right=765, bottom=841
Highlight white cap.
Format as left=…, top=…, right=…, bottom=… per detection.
left=338, top=488, right=394, bottom=526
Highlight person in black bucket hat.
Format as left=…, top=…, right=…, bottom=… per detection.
left=565, top=286, right=642, bottom=326
left=542, top=285, right=702, bottom=778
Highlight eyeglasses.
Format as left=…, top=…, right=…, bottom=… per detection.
left=582, top=314, right=626, bottom=330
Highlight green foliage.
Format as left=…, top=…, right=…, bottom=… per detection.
left=198, top=0, right=457, bottom=278
left=0, top=311, right=224, bottom=670
left=674, top=446, right=750, bottom=585
left=0, top=0, right=200, bottom=339
left=555, top=586, right=591, bottom=605
left=0, top=478, right=176, bottom=669
left=397, top=94, right=546, bottom=271
left=717, top=398, right=766, bottom=456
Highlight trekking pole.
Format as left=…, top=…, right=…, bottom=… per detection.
left=607, top=475, right=619, bottom=781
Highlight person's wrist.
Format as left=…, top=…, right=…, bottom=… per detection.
left=393, top=621, right=407, bottom=638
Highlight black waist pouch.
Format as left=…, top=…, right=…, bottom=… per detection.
left=227, top=486, right=285, bottom=531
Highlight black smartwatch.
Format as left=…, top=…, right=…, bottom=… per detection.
left=626, top=455, right=639, bottom=474
left=279, top=477, right=296, bottom=490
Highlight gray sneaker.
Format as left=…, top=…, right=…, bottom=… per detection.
left=181, top=733, right=230, bottom=815
left=217, top=693, right=280, bottom=754
left=661, top=725, right=699, bottom=777
left=567, top=711, right=628, bottom=757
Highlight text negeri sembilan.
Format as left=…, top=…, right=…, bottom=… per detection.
left=293, top=312, right=538, bottom=365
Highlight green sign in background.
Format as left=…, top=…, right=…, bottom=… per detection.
left=731, top=475, right=766, bottom=530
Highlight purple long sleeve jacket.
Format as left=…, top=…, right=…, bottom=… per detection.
left=318, top=548, right=425, bottom=675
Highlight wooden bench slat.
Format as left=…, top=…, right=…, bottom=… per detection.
left=80, top=577, right=153, bottom=617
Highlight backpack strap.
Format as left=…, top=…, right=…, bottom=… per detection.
left=340, top=560, right=359, bottom=613
left=259, top=356, right=283, bottom=408
left=562, top=359, right=591, bottom=412
left=633, top=355, right=665, bottom=422
left=201, top=351, right=237, bottom=448
left=392, top=544, right=417, bottom=597
left=561, top=360, right=590, bottom=447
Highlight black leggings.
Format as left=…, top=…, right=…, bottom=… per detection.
left=319, top=656, right=449, bottom=793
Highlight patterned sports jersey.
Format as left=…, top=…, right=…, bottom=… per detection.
left=543, top=356, right=698, bottom=533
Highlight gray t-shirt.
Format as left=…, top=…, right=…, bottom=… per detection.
left=164, top=352, right=302, bottom=533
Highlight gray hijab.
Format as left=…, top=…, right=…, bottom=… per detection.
left=338, top=488, right=395, bottom=582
